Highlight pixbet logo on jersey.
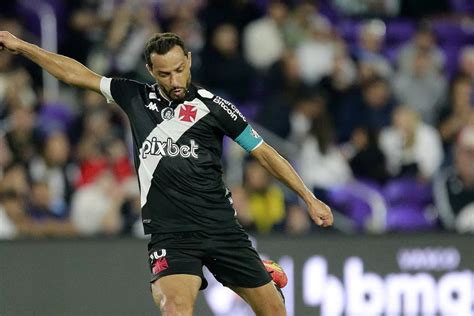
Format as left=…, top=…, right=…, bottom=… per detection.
left=141, top=137, right=199, bottom=159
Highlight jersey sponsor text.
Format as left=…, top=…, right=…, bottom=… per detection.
left=213, top=96, right=246, bottom=122
left=141, top=138, right=199, bottom=159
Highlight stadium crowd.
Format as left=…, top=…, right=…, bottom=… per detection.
left=0, top=0, right=473, bottom=239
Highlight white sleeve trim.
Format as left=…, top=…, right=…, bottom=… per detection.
left=250, top=139, right=264, bottom=152
left=100, top=77, right=115, bottom=103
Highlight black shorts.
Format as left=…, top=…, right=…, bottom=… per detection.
left=147, top=225, right=272, bottom=290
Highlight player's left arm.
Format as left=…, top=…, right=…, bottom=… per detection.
left=204, top=92, right=332, bottom=227
left=251, top=142, right=333, bottom=227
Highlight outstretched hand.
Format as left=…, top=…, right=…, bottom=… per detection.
left=307, top=196, right=333, bottom=227
left=0, top=31, right=22, bottom=54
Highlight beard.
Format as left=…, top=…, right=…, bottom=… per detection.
left=164, top=75, right=191, bottom=101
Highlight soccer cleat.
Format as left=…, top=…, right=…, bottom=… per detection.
left=263, top=259, right=288, bottom=288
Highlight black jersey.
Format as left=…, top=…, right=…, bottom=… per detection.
left=100, top=77, right=263, bottom=234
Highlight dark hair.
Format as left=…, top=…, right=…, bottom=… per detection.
left=144, top=32, right=187, bottom=67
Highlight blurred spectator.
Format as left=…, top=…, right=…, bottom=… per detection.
left=0, top=68, right=37, bottom=118
left=295, top=13, right=336, bottom=85
left=318, top=42, right=358, bottom=141
left=3, top=0, right=474, bottom=236
left=333, top=0, right=400, bottom=16
left=342, top=127, right=390, bottom=184
left=201, top=0, right=261, bottom=38
left=0, top=163, right=77, bottom=238
left=29, top=131, right=77, bottom=218
left=243, top=0, right=288, bottom=71
left=379, top=106, right=444, bottom=180
left=438, top=74, right=474, bottom=153
left=0, top=18, right=38, bottom=119
left=257, top=50, right=307, bottom=138
left=88, top=0, right=160, bottom=78
left=167, top=2, right=205, bottom=73
left=0, top=163, right=29, bottom=238
left=70, top=170, right=125, bottom=236
left=320, top=41, right=358, bottom=94
left=71, top=89, right=127, bottom=144
left=75, top=135, right=108, bottom=188
left=321, top=64, right=395, bottom=143
left=285, top=204, right=311, bottom=235
left=199, top=23, right=256, bottom=103
left=397, top=22, right=445, bottom=74
left=27, top=180, right=77, bottom=236
left=359, top=76, right=397, bottom=130
left=289, top=94, right=327, bottom=145
left=61, top=1, right=109, bottom=64
left=71, top=134, right=137, bottom=236
left=283, top=0, right=330, bottom=49
left=393, top=49, right=447, bottom=125
left=233, top=159, right=286, bottom=234
left=353, top=19, right=392, bottom=79
left=297, top=99, right=353, bottom=192
left=458, top=46, right=474, bottom=84
left=5, top=106, right=40, bottom=166
left=434, top=125, right=474, bottom=232
left=0, top=131, right=13, bottom=178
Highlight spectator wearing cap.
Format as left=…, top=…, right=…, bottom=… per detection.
left=353, top=19, right=392, bottom=79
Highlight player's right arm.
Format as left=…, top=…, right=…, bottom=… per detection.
left=0, top=31, right=101, bottom=93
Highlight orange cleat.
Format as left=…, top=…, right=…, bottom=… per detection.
left=263, top=259, right=288, bottom=288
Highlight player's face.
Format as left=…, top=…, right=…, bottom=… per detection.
left=147, top=46, right=192, bottom=101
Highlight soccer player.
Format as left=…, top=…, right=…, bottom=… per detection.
left=0, top=31, right=333, bottom=315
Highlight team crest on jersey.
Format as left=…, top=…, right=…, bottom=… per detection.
left=179, top=104, right=197, bottom=122
left=161, top=107, right=174, bottom=120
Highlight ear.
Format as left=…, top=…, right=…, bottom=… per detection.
left=187, top=51, right=192, bottom=69
left=146, top=63, right=154, bottom=78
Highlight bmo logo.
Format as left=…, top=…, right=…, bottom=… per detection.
left=303, top=256, right=473, bottom=316
left=141, top=138, right=199, bottom=159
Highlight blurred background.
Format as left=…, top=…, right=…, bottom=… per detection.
left=0, top=0, right=473, bottom=315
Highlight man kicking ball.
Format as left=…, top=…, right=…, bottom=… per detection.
left=0, top=31, right=332, bottom=315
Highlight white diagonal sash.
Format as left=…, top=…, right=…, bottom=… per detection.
left=138, top=98, right=209, bottom=207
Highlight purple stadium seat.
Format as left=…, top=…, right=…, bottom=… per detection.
left=433, top=21, right=469, bottom=45
left=441, top=44, right=462, bottom=78
left=386, top=20, right=415, bottom=45
left=386, top=205, right=438, bottom=231
left=382, top=178, right=432, bottom=208
left=327, top=185, right=372, bottom=230
left=383, top=44, right=403, bottom=65
left=450, top=0, right=474, bottom=13
left=37, top=102, right=74, bottom=137
left=338, top=19, right=360, bottom=43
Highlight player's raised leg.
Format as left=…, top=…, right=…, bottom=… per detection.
left=230, top=281, right=286, bottom=316
left=151, top=274, right=201, bottom=316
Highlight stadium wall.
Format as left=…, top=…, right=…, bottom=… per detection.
left=1, top=234, right=473, bottom=315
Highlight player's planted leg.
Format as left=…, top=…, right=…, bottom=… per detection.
left=151, top=274, right=201, bottom=316
left=230, top=281, right=286, bottom=316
